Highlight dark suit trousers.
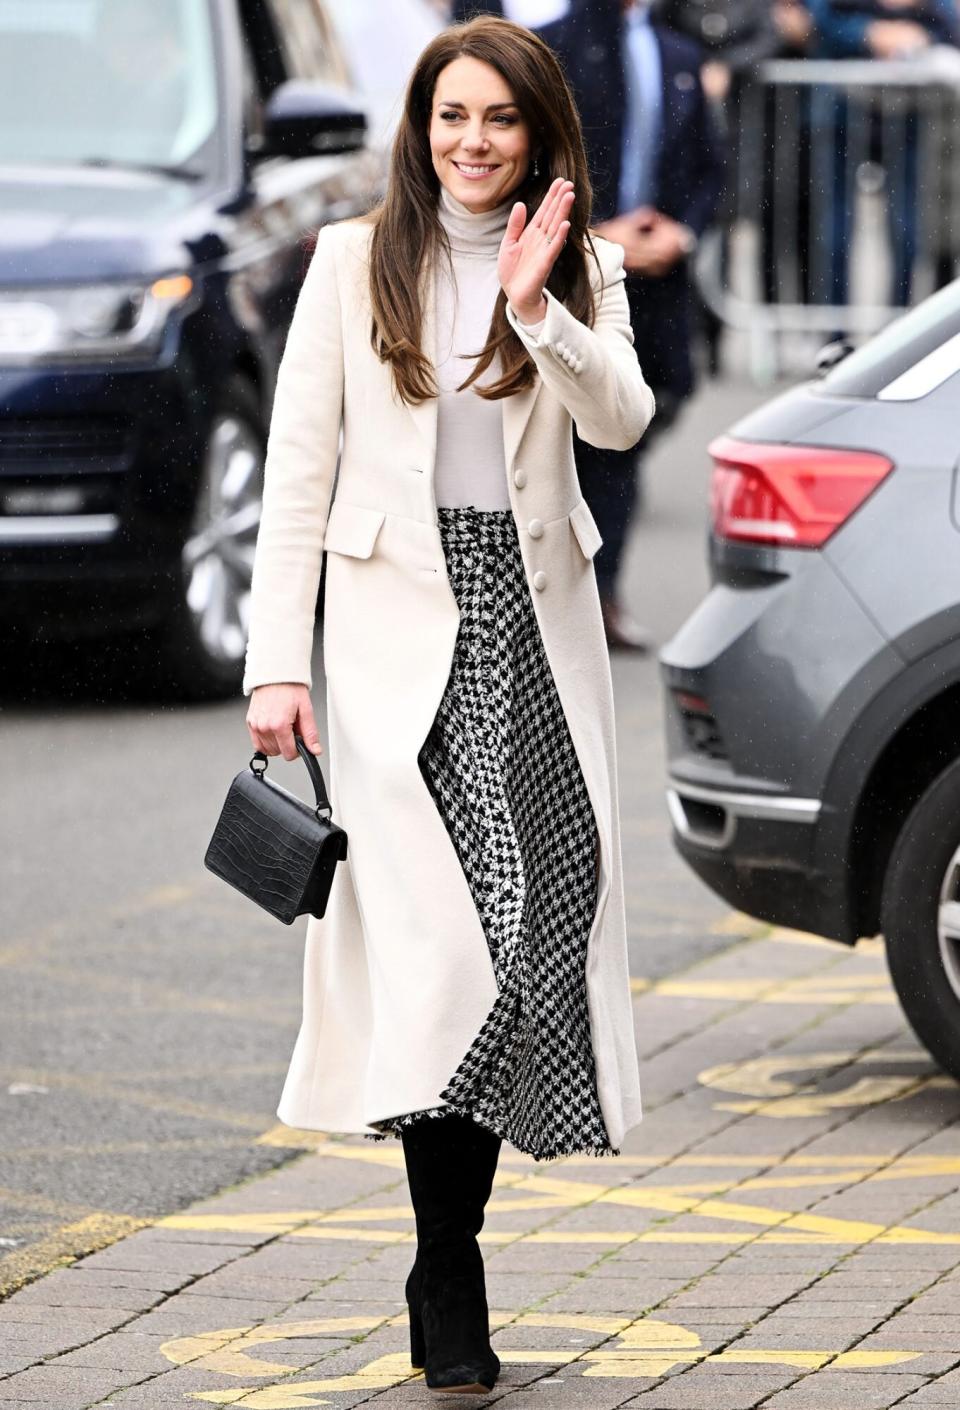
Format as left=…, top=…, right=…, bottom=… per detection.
left=574, top=268, right=692, bottom=595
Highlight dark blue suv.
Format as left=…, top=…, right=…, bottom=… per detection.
left=0, top=0, right=376, bottom=696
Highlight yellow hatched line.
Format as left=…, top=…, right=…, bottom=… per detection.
left=0, top=1213, right=149, bottom=1298
left=630, top=973, right=894, bottom=1004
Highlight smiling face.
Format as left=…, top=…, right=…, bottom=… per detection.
left=429, top=55, right=533, bottom=214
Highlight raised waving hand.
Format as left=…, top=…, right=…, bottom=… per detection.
left=498, top=178, right=575, bottom=325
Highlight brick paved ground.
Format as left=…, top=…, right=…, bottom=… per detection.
left=3, top=386, right=960, bottom=1407
left=3, top=886, right=960, bottom=1408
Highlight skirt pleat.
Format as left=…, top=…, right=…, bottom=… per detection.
left=373, top=507, right=613, bottom=1159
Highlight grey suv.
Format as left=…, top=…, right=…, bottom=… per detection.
left=660, top=280, right=960, bottom=1077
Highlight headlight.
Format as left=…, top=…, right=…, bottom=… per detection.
left=0, top=274, right=197, bottom=366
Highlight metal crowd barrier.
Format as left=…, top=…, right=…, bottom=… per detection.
left=696, top=50, right=960, bottom=379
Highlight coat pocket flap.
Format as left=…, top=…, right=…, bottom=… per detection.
left=323, top=501, right=386, bottom=560
left=569, top=498, right=603, bottom=561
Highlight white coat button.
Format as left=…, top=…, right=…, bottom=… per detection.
left=556, top=340, right=568, bottom=355
left=528, top=518, right=544, bottom=539
left=574, top=357, right=583, bottom=373
left=533, top=570, right=547, bottom=591
left=514, top=467, right=527, bottom=489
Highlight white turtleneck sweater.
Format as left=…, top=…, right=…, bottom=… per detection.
left=434, top=187, right=544, bottom=512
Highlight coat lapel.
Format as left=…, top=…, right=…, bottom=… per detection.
left=502, top=377, right=543, bottom=475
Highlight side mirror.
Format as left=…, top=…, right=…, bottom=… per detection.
left=815, top=339, right=854, bottom=376
left=251, top=81, right=367, bottom=161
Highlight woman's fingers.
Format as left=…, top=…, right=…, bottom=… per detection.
left=551, top=219, right=571, bottom=256
left=501, top=177, right=572, bottom=314
left=546, top=189, right=575, bottom=242
left=270, top=722, right=296, bottom=761
left=505, top=201, right=527, bottom=244
left=246, top=684, right=317, bottom=761
left=296, top=698, right=324, bottom=756
left=530, top=177, right=569, bottom=231
left=541, top=179, right=571, bottom=231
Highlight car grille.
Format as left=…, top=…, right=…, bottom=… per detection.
left=0, top=417, right=136, bottom=520
left=0, top=417, right=133, bottom=473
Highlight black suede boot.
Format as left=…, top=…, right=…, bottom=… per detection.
left=401, top=1114, right=502, bottom=1392
left=405, top=1254, right=425, bottom=1369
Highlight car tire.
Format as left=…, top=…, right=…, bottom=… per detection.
left=159, top=375, right=265, bottom=701
left=882, top=756, right=960, bottom=1081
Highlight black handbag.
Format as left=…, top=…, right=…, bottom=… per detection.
left=204, top=736, right=348, bottom=925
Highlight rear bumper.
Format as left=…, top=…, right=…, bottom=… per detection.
left=666, top=780, right=821, bottom=849
left=667, top=776, right=852, bottom=941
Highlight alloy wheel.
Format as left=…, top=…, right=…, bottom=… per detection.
left=182, top=414, right=262, bottom=666
left=936, top=843, right=960, bottom=1003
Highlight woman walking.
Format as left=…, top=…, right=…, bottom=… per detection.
left=243, top=15, right=654, bottom=1394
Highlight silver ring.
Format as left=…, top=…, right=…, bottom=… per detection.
left=546, top=235, right=553, bottom=244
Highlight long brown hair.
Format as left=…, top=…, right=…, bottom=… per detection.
left=368, top=16, right=596, bottom=406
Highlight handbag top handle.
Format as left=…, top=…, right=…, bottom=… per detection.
left=251, top=735, right=332, bottom=818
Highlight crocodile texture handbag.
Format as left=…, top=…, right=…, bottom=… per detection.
left=204, top=736, right=348, bottom=924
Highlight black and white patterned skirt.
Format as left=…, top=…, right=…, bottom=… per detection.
left=374, top=507, right=613, bottom=1160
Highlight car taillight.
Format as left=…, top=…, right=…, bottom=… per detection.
left=709, top=436, right=894, bottom=548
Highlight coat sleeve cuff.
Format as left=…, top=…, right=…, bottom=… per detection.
left=510, top=308, right=547, bottom=342
left=507, top=292, right=561, bottom=351
left=506, top=288, right=595, bottom=373
left=242, top=623, right=315, bottom=696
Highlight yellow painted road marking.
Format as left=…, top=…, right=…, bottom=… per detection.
left=713, top=1349, right=918, bottom=1371
left=158, top=1146, right=960, bottom=1252
left=698, top=1050, right=953, bottom=1118
left=524, top=1180, right=960, bottom=1245
left=162, top=1312, right=924, bottom=1407
left=253, top=1138, right=960, bottom=1175
left=708, top=913, right=884, bottom=952
left=163, top=1166, right=960, bottom=1249
left=257, top=1126, right=330, bottom=1150
left=631, top=973, right=894, bottom=1005
left=0, top=1213, right=149, bottom=1298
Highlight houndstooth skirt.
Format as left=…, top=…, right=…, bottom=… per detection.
left=373, top=507, right=614, bottom=1160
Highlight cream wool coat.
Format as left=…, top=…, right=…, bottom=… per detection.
left=243, top=217, right=655, bottom=1150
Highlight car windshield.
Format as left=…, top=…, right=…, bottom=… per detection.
left=0, top=0, right=218, bottom=174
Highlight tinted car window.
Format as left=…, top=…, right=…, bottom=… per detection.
left=0, top=0, right=218, bottom=172
left=818, top=279, right=960, bottom=398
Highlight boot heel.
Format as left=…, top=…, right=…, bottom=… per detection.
left=409, top=1300, right=426, bottom=1370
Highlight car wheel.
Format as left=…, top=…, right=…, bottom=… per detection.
left=161, top=376, right=264, bottom=700
left=882, top=756, right=960, bottom=1080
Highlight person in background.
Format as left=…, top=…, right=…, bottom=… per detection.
left=452, top=1, right=572, bottom=22
left=807, top=0, right=958, bottom=310
left=652, top=0, right=781, bottom=370
left=760, top=0, right=816, bottom=306
left=654, top=0, right=781, bottom=103
left=539, top=0, right=723, bottom=649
